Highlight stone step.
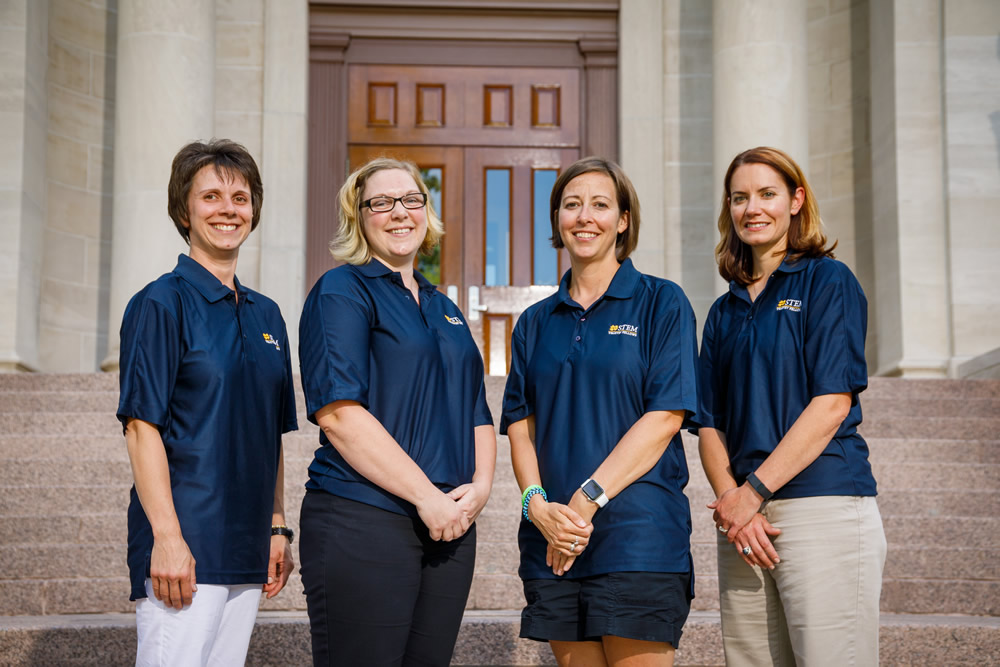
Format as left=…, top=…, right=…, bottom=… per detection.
left=1, top=610, right=998, bottom=666
left=864, top=377, right=1000, bottom=399
left=859, top=415, right=1000, bottom=440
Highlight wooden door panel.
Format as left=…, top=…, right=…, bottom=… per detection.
left=348, top=65, right=580, bottom=147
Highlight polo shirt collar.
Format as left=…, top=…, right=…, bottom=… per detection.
left=173, top=253, right=252, bottom=304
left=727, top=255, right=809, bottom=301
left=557, top=258, right=640, bottom=308
left=358, top=258, right=439, bottom=298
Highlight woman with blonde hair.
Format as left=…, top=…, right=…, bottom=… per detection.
left=297, top=157, right=496, bottom=666
left=698, top=146, right=885, bottom=666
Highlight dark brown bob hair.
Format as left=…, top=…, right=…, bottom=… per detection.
left=167, top=139, right=263, bottom=244
left=549, top=156, right=640, bottom=262
left=716, top=146, right=836, bottom=285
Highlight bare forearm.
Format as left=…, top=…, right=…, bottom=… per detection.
left=754, top=393, right=851, bottom=493
left=125, top=418, right=183, bottom=540
left=589, top=410, right=685, bottom=499
left=472, top=424, right=497, bottom=491
left=508, top=418, right=542, bottom=492
left=272, top=447, right=286, bottom=525
left=698, top=427, right=738, bottom=498
left=316, top=401, right=440, bottom=506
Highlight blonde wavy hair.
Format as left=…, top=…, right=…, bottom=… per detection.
left=715, top=146, right=836, bottom=285
left=330, top=157, right=444, bottom=265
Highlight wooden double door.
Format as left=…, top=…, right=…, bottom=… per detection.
left=347, top=64, right=581, bottom=374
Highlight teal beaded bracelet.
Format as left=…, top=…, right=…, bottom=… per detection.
left=521, top=485, right=547, bottom=522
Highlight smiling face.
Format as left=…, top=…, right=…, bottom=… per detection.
left=183, top=164, right=254, bottom=261
left=728, top=162, right=805, bottom=258
left=557, top=171, right=629, bottom=266
left=360, top=168, right=428, bottom=271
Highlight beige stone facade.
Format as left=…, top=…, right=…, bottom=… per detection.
left=2, top=0, right=998, bottom=377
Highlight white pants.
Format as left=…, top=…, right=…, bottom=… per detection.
left=135, top=579, right=262, bottom=667
left=717, top=496, right=886, bottom=667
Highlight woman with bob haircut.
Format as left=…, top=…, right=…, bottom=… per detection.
left=118, top=139, right=298, bottom=665
left=697, top=146, right=885, bottom=666
left=297, top=156, right=496, bottom=666
left=501, top=156, right=700, bottom=667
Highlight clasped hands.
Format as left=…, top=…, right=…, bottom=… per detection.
left=527, top=489, right=596, bottom=576
left=709, top=484, right=781, bottom=570
left=417, top=480, right=491, bottom=542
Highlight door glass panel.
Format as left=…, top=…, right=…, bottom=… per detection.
left=417, top=167, right=442, bottom=285
left=533, top=169, right=558, bottom=285
left=485, top=168, right=511, bottom=286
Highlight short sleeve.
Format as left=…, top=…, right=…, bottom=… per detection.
left=117, top=293, right=181, bottom=433
left=473, top=380, right=493, bottom=427
left=693, top=301, right=722, bottom=433
left=805, top=263, right=869, bottom=399
left=499, top=313, right=532, bottom=434
left=298, top=289, right=373, bottom=423
left=642, top=285, right=700, bottom=426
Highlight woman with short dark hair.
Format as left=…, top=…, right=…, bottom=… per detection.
left=502, top=156, right=699, bottom=667
left=118, top=139, right=297, bottom=665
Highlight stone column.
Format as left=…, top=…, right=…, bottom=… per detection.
left=868, top=0, right=950, bottom=377
left=712, top=0, right=809, bottom=187
left=259, top=0, right=308, bottom=355
left=102, top=0, right=215, bottom=370
left=0, top=0, right=47, bottom=372
left=618, top=0, right=666, bottom=279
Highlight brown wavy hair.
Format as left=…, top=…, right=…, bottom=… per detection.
left=715, top=146, right=836, bottom=285
left=549, top=156, right=640, bottom=262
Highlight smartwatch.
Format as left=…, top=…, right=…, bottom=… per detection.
left=271, top=525, right=295, bottom=544
left=580, top=478, right=609, bottom=508
left=745, top=472, right=774, bottom=502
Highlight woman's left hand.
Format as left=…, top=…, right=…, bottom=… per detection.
left=447, top=480, right=491, bottom=525
left=709, top=484, right=762, bottom=542
left=263, top=534, right=294, bottom=599
left=547, top=543, right=577, bottom=576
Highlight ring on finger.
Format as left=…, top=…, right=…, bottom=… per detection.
left=718, top=525, right=728, bottom=534
left=571, top=538, right=579, bottom=553
left=742, top=546, right=752, bottom=556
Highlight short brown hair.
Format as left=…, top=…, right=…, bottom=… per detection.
left=330, top=157, right=444, bottom=265
left=167, top=139, right=263, bottom=244
left=549, top=156, right=640, bottom=262
left=715, top=146, right=835, bottom=285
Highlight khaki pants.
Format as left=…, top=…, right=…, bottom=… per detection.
left=717, top=495, right=886, bottom=667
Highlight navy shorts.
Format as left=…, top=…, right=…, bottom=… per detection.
left=520, top=571, right=692, bottom=646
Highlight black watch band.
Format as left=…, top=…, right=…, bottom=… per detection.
left=746, top=472, right=774, bottom=502
left=271, top=525, right=295, bottom=544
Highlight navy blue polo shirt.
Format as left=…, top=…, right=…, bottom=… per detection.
left=117, top=254, right=298, bottom=601
left=696, top=255, right=876, bottom=498
left=500, top=259, right=700, bottom=580
left=298, top=260, right=492, bottom=517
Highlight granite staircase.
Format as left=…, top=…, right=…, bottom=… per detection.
left=0, top=373, right=998, bottom=665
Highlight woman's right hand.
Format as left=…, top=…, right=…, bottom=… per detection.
left=528, top=496, right=593, bottom=560
left=732, top=512, right=781, bottom=570
left=416, top=490, right=470, bottom=542
left=150, top=533, right=197, bottom=609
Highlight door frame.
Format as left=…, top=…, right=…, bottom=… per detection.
left=306, top=1, right=618, bottom=291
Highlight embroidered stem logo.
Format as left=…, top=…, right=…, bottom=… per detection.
left=262, top=333, right=281, bottom=350
left=608, top=323, right=639, bottom=337
left=444, top=315, right=464, bottom=326
left=776, top=299, right=802, bottom=312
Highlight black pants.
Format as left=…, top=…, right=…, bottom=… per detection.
left=299, top=489, right=477, bottom=667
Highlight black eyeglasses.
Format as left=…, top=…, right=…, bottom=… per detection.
left=360, top=193, right=428, bottom=213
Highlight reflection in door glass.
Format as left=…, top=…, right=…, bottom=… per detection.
left=485, top=169, right=511, bottom=286
left=533, top=169, right=558, bottom=285
left=417, top=167, right=442, bottom=285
